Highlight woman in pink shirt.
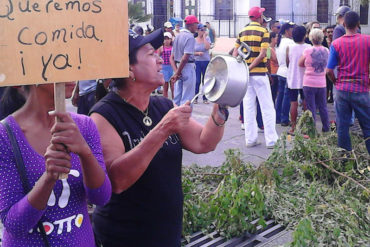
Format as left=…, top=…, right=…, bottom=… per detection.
left=299, top=28, right=330, bottom=132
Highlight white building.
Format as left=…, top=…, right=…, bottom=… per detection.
left=132, top=0, right=370, bottom=36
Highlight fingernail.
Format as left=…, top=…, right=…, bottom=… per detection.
left=48, top=110, right=56, bottom=115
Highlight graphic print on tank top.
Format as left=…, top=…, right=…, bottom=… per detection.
left=311, top=49, right=328, bottom=73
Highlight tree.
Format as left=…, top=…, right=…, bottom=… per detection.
left=128, top=2, right=152, bottom=24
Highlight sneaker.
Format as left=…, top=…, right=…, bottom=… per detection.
left=258, top=127, right=264, bottom=133
left=246, top=141, right=261, bottom=148
left=241, top=123, right=245, bottom=130
left=193, top=98, right=198, bottom=104
left=203, top=99, right=209, bottom=104
left=266, top=144, right=275, bottom=149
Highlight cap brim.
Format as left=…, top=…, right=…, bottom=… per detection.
left=137, top=28, right=164, bottom=51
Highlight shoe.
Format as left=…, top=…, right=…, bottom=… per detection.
left=193, top=99, right=198, bottom=104
left=203, top=99, right=209, bottom=104
left=246, top=141, right=261, bottom=148
left=328, top=98, right=334, bottom=103
left=266, top=144, right=275, bottom=149
left=241, top=124, right=245, bottom=130
left=258, top=127, right=264, bottom=133
left=156, top=89, right=163, bottom=94
left=281, top=122, right=290, bottom=127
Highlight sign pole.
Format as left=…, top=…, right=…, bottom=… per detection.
left=54, top=82, right=68, bottom=180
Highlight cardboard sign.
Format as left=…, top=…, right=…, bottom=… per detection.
left=0, top=0, right=129, bottom=86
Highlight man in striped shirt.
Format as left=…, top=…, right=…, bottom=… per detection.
left=233, top=6, right=278, bottom=149
left=327, top=11, right=370, bottom=154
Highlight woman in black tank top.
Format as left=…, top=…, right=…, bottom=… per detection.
left=90, top=28, right=227, bottom=247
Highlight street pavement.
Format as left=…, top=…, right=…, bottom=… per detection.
left=67, top=98, right=336, bottom=168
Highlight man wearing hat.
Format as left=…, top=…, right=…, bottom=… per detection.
left=170, top=15, right=199, bottom=106
left=233, top=6, right=278, bottom=149
left=164, top=21, right=175, bottom=38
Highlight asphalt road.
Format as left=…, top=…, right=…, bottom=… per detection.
left=67, top=97, right=300, bottom=168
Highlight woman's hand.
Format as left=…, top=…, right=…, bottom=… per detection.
left=49, top=112, right=91, bottom=156
left=159, top=101, right=192, bottom=135
left=44, top=143, right=72, bottom=182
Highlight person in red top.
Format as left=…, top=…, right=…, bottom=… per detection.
left=327, top=11, right=370, bottom=154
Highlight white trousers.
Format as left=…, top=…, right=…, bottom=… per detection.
left=243, top=75, right=278, bottom=146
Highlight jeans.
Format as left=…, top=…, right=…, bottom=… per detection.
left=243, top=75, right=278, bottom=146
left=275, top=76, right=290, bottom=124
left=335, top=90, right=370, bottom=154
left=195, top=61, right=209, bottom=100
left=78, top=90, right=96, bottom=115
left=270, top=74, right=279, bottom=105
left=174, top=63, right=196, bottom=106
left=303, top=86, right=330, bottom=132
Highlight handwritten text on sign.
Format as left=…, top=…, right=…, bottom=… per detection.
left=0, top=0, right=128, bottom=86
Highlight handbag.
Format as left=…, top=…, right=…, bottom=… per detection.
left=1, top=119, right=51, bottom=247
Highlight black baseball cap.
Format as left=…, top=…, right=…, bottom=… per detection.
left=129, top=28, right=164, bottom=54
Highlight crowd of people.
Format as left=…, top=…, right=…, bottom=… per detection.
left=0, top=5, right=368, bottom=247
left=235, top=6, right=368, bottom=153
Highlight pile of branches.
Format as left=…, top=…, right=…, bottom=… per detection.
left=182, top=113, right=369, bottom=246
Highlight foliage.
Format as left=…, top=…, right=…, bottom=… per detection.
left=128, top=2, right=152, bottom=24
left=182, top=150, right=266, bottom=241
left=182, top=130, right=369, bottom=246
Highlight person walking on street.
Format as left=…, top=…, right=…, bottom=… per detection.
left=205, top=22, right=216, bottom=44
left=233, top=6, right=278, bottom=149
left=158, top=32, right=174, bottom=99
left=286, top=25, right=310, bottom=134
left=170, top=15, right=199, bottom=106
left=275, top=22, right=295, bottom=126
left=194, top=23, right=211, bottom=104
left=299, top=29, right=330, bottom=133
left=327, top=11, right=370, bottom=154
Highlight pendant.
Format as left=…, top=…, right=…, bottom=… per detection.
left=143, top=116, right=153, bottom=126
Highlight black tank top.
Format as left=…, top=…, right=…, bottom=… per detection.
left=90, top=92, right=183, bottom=247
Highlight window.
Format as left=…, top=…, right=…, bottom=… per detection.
left=133, top=0, right=147, bottom=14
left=360, top=4, right=369, bottom=25
left=182, top=0, right=198, bottom=18
left=317, top=0, right=328, bottom=23
left=215, top=0, right=233, bottom=20
left=340, top=0, right=349, bottom=6
left=261, top=0, right=276, bottom=21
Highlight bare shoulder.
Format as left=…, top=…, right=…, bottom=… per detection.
left=90, top=113, right=125, bottom=167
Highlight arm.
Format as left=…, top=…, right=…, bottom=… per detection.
left=49, top=113, right=111, bottom=205
left=172, top=53, right=190, bottom=80
left=326, top=45, right=339, bottom=84
left=298, top=55, right=306, bottom=67
left=170, top=53, right=177, bottom=71
left=248, top=48, right=267, bottom=71
left=91, top=103, right=192, bottom=194
left=326, top=69, right=336, bottom=84
left=178, top=104, right=225, bottom=154
left=286, top=46, right=290, bottom=67
left=0, top=129, right=71, bottom=235
left=204, top=34, right=211, bottom=50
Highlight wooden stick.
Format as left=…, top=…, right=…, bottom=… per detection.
left=54, top=83, right=68, bottom=180
left=317, top=161, right=369, bottom=193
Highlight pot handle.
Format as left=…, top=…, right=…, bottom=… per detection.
left=237, top=42, right=252, bottom=61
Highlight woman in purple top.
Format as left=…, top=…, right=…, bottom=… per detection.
left=299, top=29, right=330, bottom=132
left=0, top=82, right=111, bottom=246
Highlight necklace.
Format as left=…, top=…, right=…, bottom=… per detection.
left=116, top=92, right=152, bottom=127
left=142, top=108, right=152, bottom=127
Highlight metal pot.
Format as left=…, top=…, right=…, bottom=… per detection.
left=191, top=42, right=251, bottom=108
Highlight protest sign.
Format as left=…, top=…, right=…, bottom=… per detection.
left=0, top=0, right=129, bottom=86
